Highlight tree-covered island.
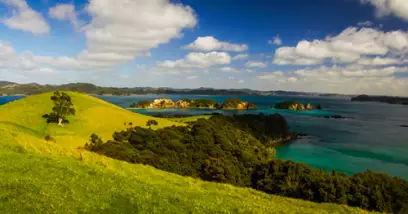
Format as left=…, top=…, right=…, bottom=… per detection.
left=130, top=98, right=258, bottom=110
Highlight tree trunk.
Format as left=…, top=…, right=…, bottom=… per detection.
left=58, top=118, right=63, bottom=127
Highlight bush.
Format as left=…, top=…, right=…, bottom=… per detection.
left=44, top=135, right=56, bottom=142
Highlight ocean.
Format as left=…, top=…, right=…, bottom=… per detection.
left=1, top=94, right=408, bottom=179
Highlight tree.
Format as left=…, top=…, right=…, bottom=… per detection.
left=49, top=91, right=76, bottom=127
left=146, top=120, right=159, bottom=128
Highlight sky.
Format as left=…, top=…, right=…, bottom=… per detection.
left=0, top=0, right=408, bottom=95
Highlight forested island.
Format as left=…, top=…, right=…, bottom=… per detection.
left=351, top=95, right=408, bottom=105
left=130, top=98, right=258, bottom=110
left=274, top=101, right=322, bottom=110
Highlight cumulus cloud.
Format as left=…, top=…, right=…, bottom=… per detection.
left=273, top=27, right=408, bottom=65
left=245, top=61, right=267, bottom=68
left=361, top=0, right=408, bottom=21
left=232, top=54, right=249, bottom=60
left=186, top=75, right=198, bottom=80
left=257, top=65, right=408, bottom=95
left=268, top=35, right=282, bottom=45
left=184, top=36, right=248, bottom=52
left=1, top=0, right=198, bottom=71
left=48, top=3, right=79, bottom=29
left=0, top=0, right=50, bottom=34
left=218, top=67, right=239, bottom=73
left=158, top=52, right=231, bottom=68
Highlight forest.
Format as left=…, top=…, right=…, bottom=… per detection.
left=85, top=114, right=408, bottom=213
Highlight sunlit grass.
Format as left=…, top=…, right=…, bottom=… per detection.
left=0, top=92, right=375, bottom=213
left=168, top=115, right=212, bottom=123
left=0, top=91, right=182, bottom=148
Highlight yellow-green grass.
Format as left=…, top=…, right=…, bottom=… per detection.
left=0, top=92, right=375, bottom=213
left=168, top=115, right=212, bottom=123
left=0, top=91, right=182, bottom=148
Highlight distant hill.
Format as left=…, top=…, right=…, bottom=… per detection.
left=0, top=81, right=354, bottom=97
left=351, top=95, right=408, bottom=105
left=0, top=81, right=16, bottom=87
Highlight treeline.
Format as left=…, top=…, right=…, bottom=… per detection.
left=351, top=95, right=408, bottom=105
left=85, top=114, right=408, bottom=213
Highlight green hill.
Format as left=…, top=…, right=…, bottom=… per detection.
left=0, top=91, right=182, bottom=148
left=0, top=92, right=373, bottom=213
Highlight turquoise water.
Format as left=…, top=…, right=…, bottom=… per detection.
left=1, top=94, right=408, bottom=179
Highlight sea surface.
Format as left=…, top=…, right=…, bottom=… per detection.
left=1, top=94, right=408, bottom=179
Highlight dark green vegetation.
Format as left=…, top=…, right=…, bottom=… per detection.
left=86, top=114, right=408, bottom=214
left=130, top=100, right=152, bottom=108
left=42, top=91, right=76, bottom=126
left=146, top=119, right=158, bottom=128
left=190, top=99, right=217, bottom=108
left=86, top=114, right=289, bottom=186
left=252, top=160, right=408, bottom=214
left=351, top=95, right=408, bottom=105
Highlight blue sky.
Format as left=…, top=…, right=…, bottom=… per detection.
left=0, top=0, right=408, bottom=95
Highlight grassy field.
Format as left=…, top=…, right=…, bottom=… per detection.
left=0, top=92, right=374, bottom=213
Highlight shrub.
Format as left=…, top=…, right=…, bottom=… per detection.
left=44, top=135, right=56, bottom=142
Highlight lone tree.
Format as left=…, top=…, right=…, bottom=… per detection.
left=43, top=91, right=76, bottom=127
left=146, top=119, right=158, bottom=128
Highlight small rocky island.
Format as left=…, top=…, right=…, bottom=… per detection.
left=273, top=101, right=322, bottom=111
left=130, top=98, right=258, bottom=110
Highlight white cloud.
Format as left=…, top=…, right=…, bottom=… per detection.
left=232, top=53, right=249, bottom=60
left=1, top=0, right=198, bottom=71
left=257, top=65, right=408, bottom=95
left=356, top=57, right=407, bottom=65
left=268, top=35, right=282, bottom=45
left=184, top=36, right=248, bottom=52
left=361, top=0, right=408, bottom=21
left=218, top=67, right=239, bottom=73
left=0, top=0, right=50, bottom=34
left=186, top=75, right=198, bottom=80
left=158, top=52, right=231, bottom=68
left=273, top=27, right=408, bottom=65
left=245, top=61, right=267, bottom=68
left=237, top=79, right=245, bottom=84
left=48, top=3, right=79, bottom=29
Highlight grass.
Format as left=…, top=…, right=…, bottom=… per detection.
left=168, top=115, right=212, bottom=123
left=0, top=92, right=375, bottom=213
left=0, top=91, right=182, bottom=148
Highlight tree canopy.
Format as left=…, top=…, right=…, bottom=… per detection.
left=42, top=91, right=75, bottom=126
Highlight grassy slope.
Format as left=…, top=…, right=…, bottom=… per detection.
left=0, top=92, right=373, bottom=213
left=0, top=91, right=182, bottom=148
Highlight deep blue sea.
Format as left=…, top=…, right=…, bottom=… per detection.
left=1, top=94, right=408, bottom=179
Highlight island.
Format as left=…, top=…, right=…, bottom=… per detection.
left=351, top=95, right=408, bottom=105
left=273, top=101, right=322, bottom=110
left=130, top=98, right=258, bottom=110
